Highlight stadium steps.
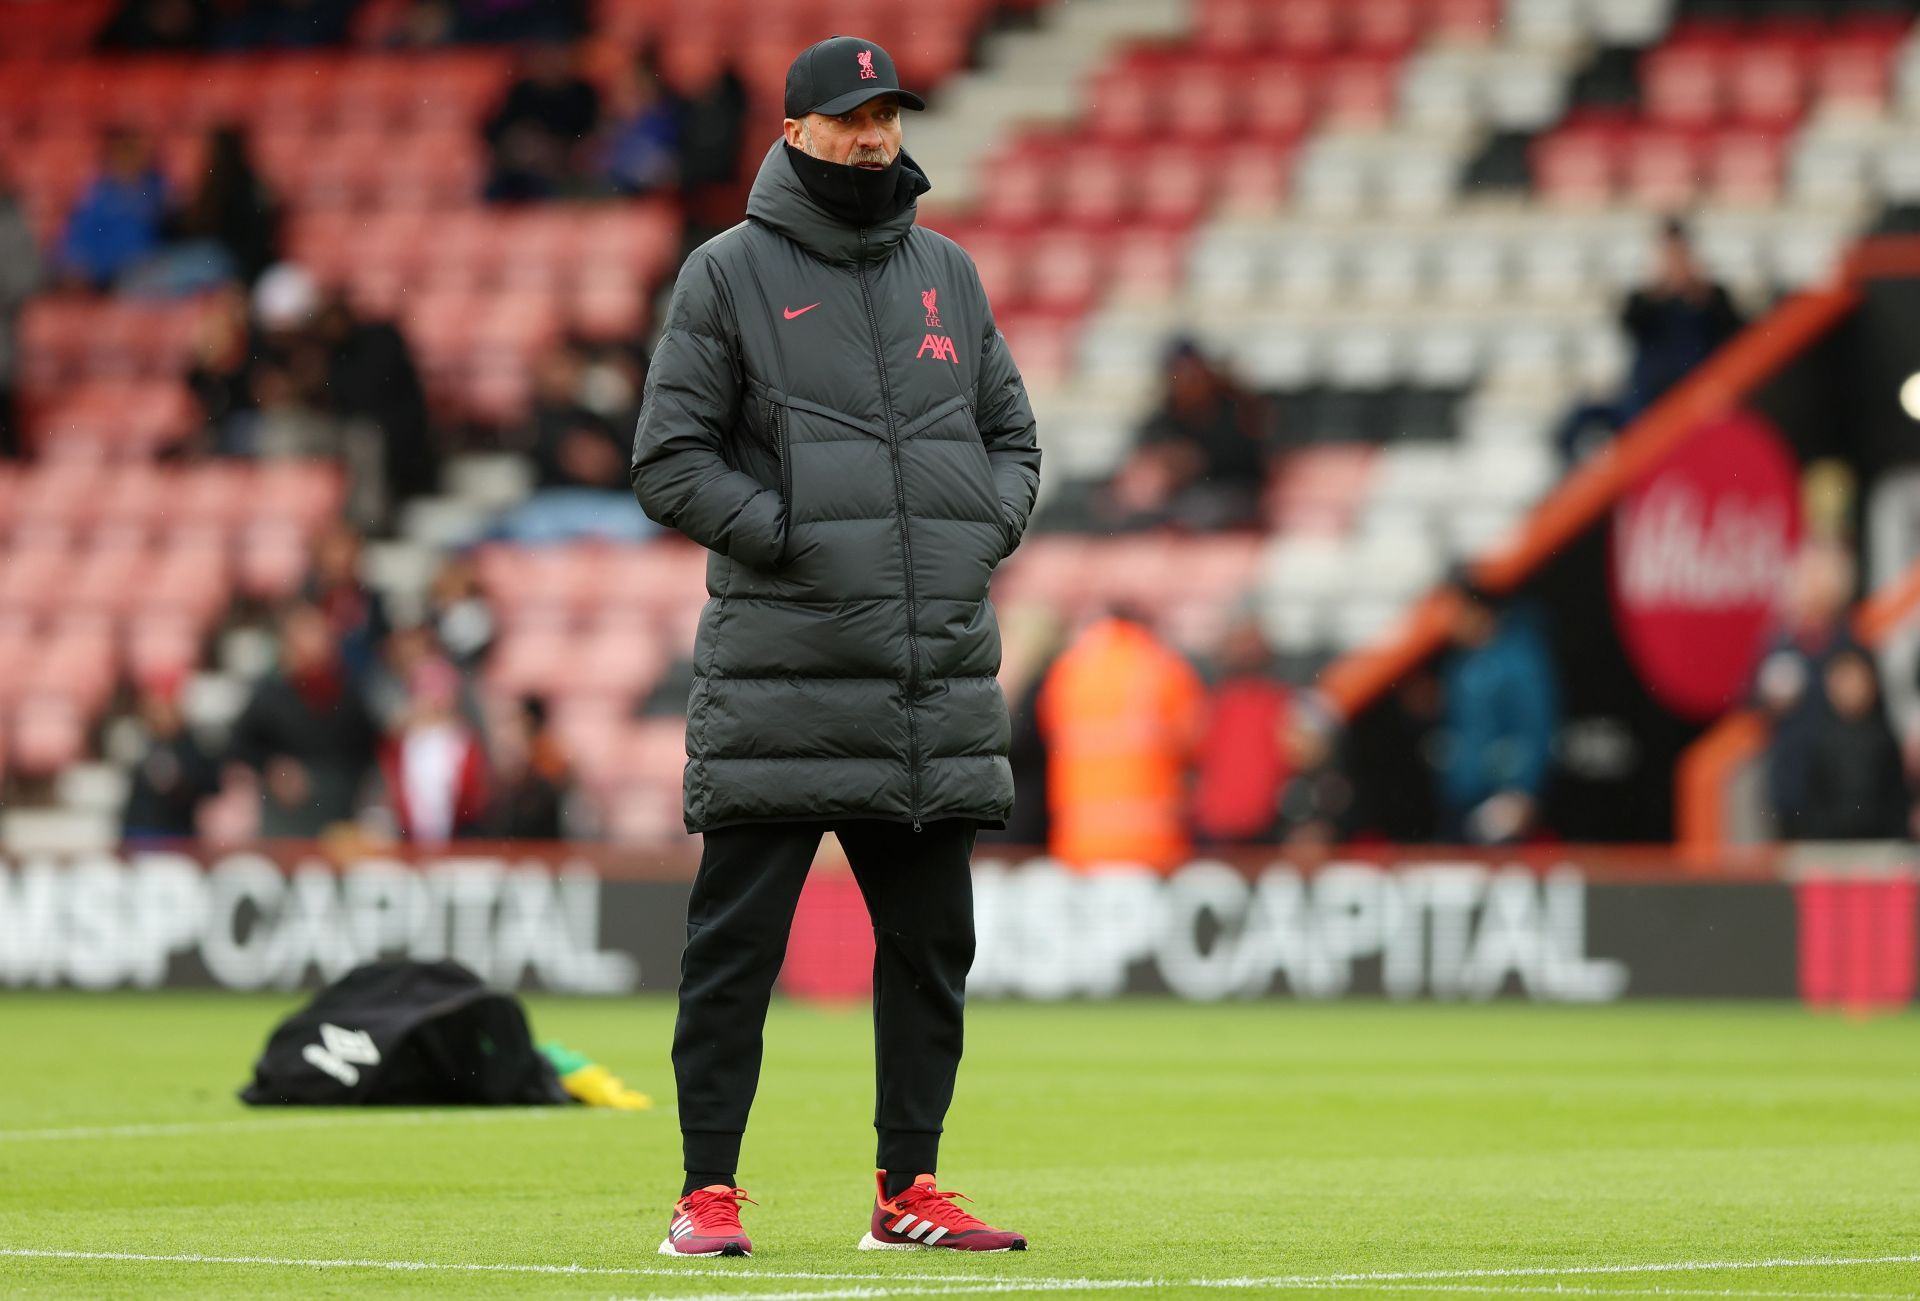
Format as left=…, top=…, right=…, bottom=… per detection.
left=906, top=0, right=1190, bottom=209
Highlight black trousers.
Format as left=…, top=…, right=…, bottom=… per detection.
left=674, top=818, right=977, bottom=1179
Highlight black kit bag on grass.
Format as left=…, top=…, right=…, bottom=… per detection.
left=240, top=959, right=571, bottom=1106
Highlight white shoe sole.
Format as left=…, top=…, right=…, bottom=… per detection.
left=857, top=1232, right=1019, bottom=1253
left=658, top=1238, right=749, bottom=1257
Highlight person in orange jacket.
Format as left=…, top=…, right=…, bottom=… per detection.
left=1035, top=608, right=1206, bottom=872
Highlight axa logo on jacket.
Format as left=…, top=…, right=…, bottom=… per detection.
left=917, top=333, right=959, bottom=363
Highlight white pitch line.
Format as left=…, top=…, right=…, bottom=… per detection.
left=612, top=1284, right=1919, bottom=1301
left=0, top=1107, right=670, bottom=1144
left=1232, top=1258, right=1920, bottom=1290
left=617, top=1287, right=1917, bottom=1301
left=2, top=1248, right=1918, bottom=1294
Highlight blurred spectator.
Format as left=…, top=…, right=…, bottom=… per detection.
left=669, top=48, right=748, bottom=194
left=121, top=677, right=221, bottom=841
left=57, top=128, right=170, bottom=290
left=211, top=0, right=356, bottom=50
left=979, top=606, right=1067, bottom=849
left=483, top=42, right=601, bottom=202
left=1191, top=615, right=1292, bottom=845
left=172, top=125, right=280, bottom=286
left=1340, top=670, right=1440, bottom=843
left=310, top=288, right=437, bottom=513
left=1560, top=219, right=1744, bottom=462
left=424, top=554, right=497, bottom=671
left=0, top=167, right=40, bottom=458
left=1274, top=706, right=1350, bottom=847
left=97, top=0, right=211, bottom=50
left=245, top=261, right=327, bottom=426
left=528, top=341, right=626, bottom=490
left=1433, top=576, right=1559, bottom=844
left=185, top=282, right=258, bottom=453
left=1794, top=648, right=1910, bottom=841
left=480, top=695, right=570, bottom=839
left=1756, top=540, right=1866, bottom=836
left=491, top=340, right=658, bottom=542
left=228, top=603, right=379, bottom=837
left=378, top=658, right=488, bottom=846
left=1036, top=610, right=1206, bottom=871
left=301, top=523, right=389, bottom=687
left=598, top=51, right=684, bottom=196
left=1102, top=340, right=1271, bottom=531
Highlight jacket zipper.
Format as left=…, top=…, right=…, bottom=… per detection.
left=855, top=231, right=922, bottom=832
left=770, top=401, right=791, bottom=508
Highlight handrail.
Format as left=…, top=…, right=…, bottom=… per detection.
left=1320, top=280, right=1861, bottom=717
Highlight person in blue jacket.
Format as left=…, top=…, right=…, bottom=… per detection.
left=1435, top=573, right=1560, bottom=844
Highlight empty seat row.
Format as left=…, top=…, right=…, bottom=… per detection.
left=1533, top=120, right=1794, bottom=206
left=19, top=381, right=201, bottom=460
left=922, top=225, right=1189, bottom=317
left=1194, top=0, right=1502, bottom=54
left=16, top=297, right=217, bottom=390
left=1085, top=51, right=1406, bottom=143
left=287, top=204, right=681, bottom=299
left=0, top=460, right=342, bottom=531
left=0, top=52, right=510, bottom=138
left=476, top=542, right=710, bottom=621
left=967, top=137, right=1292, bottom=231
left=1641, top=26, right=1905, bottom=126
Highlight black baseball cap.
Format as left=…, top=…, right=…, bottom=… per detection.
left=784, top=36, right=926, bottom=119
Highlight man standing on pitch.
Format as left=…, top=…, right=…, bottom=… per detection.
left=631, top=36, right=1040, bottom=1258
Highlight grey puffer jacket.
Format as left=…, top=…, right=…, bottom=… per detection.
left=632, top=141, right=1042, bottom=833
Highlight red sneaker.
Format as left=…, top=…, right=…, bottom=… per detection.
left=859, top=1172, right=1027, bottom=1252
left=658, top=1185, right=755, bottom=1257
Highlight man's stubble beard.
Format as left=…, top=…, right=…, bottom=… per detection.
left=802, top=120, right=894, bottom=167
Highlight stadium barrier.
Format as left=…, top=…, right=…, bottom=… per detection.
left=2, top=845, right=1913, bottom=1007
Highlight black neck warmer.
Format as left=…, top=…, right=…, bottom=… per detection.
left=782, top=143, right=930, bottom=230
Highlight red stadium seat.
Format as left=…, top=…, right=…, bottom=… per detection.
left=1244, top=64, right=1315, bottom=142
left=1726, top=39, right=1808, bottom=128
left=124, top=611, right=205, bottom=689
left=235, top=523, right=313, bottom=602
left=1026, top=230, right=1106, bottom=313
left=1710, top=127, right=1786, bottom=205
left=0, top=547, right=72, bottom=620
left=10, top=694, right=87, bottom=778
left=487, top=623, right=576, bottom=696
left=977, top=142, right=1057, bottom=229
left=28, top=380, right=200, bottom=460
left=1322, top=54, right=1399, bottom=125
left=1265, top=0, right=1340, bottom=56
left=1531, top=125, right=1621, bottom=207
left=1108, top=227, right=1190, bottom=300
left=1813, top=35, right=1896, bottom=110
left=1623, top=125, right=1704, bottom=209
left=1430, top=0, right=1500, bottom=44
left=1056, top=145, right=1135, bottom=228
left=1350, top=0, right=1424, bottom=56
left=1642, top=42, right=1726, bottom=127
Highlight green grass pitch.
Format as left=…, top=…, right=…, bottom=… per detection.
left=1, top=995, right=1917, bottom=1299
